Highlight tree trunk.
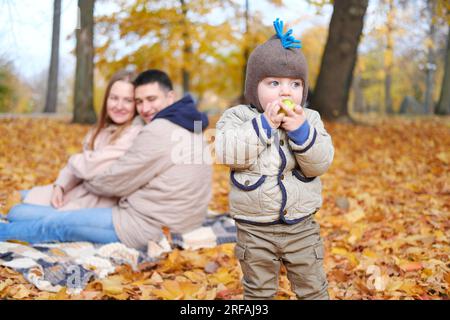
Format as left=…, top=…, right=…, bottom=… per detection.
left=73, top=0, right=97, bottom=124
left=180, top=0, right=191, bottom=95
left=384, top=0, right=394, bottom=114
left=311, top=0, right=369, bottom=122
left=238, top=0, right=250, bottom=104
left=44, top=0, right=61, bottom=113
left=424, top=0, right=437, bottom=114
left=436, top=25, right=450, bottom=115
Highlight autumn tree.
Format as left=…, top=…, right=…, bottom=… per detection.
left=0, top=60, right=13, bottom=112
left=311, top=0, right=369, bottom=121
left=367, top=0, right=408, bottom=114
left=435, top=0, right=450, bottom=115
left=97, top=0, right=237, bottom=100
left=95, top=0, right=273, bottom=105
left=44, top=0, right=61, bottom=114
left=0, top=58, right=34, bottom=113
left=73, top=0, right=97, bottom=124
left=423, top=0, right=438, bottom=114
left=348, top=0, right=450, bottom=116
left=436, top=25, right=450, bottom=115
left=180, top=0, right=192, bottom=94
left=383, top=0, right=394, bottom=114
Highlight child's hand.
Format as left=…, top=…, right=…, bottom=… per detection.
left=263, top=101, right=285, bottom=129
left=280, top=102, right=307, bottom=132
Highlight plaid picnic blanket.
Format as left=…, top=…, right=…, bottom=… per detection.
left=0, top=213, right=236, bottom=294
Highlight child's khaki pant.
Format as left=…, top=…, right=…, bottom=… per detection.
left=235, top=215, right=329, bottom=300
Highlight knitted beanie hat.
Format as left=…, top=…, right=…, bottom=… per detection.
left=244, top=18, right=308, bottom=112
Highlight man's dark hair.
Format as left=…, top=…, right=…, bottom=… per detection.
left=133, top=69, right=173, bottom=91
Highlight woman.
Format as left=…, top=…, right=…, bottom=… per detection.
left=0, top=70, right=143, bottom=244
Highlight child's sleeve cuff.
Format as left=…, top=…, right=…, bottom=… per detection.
left=287, top=120, right=310, bottom=145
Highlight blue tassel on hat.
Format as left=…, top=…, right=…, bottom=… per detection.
left=273, top=18, right=302, bottom=49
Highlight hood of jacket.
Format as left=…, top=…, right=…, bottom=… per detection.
left=153, top=94, right=209, bottom=132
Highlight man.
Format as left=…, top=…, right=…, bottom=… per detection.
left=84, top=69, right=212, bottom=249
left=1, top=69, right=212, bottom=251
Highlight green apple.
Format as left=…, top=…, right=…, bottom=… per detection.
left=278, top=99, right=296, bottom=114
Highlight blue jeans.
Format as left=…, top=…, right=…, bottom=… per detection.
left=1, top=204, right=119, bottom=244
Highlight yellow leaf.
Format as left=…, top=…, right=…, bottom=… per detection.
left=145, top=271, right=163, bottom=285
left=362, top=249, right=378, bottom=259
left=11, top=284, right=32, bottom=299
left=219, top=243, right=235, bottom=257
left=183, top=270, right=206, bottom=283
left=436, top=151, right=450, bottom=164
left=153, top=280, right=184, bottom=300
left=179, top=250, right=209, bottom=269
left=158, top=249, right=183, bottom=273
left=204, top=287, right=217, bottom=300
left=208, top=267, right=236, bottom=285
left=50, top=287, right=70, bottom=300
left=331, top=247, right=348, bottom=256
left=434, top=230, right=447, bottom=242
left=386, top=279, right=403, bottom=291
left=347, top=225, right=365, bottom=245
left=101, top=275, right=124, bottom=295
left=421, top=268, right=433, bottom=278
left=331, top=247, right=359, bottom=266
left=0, top=279, right=14, bottom=293
left=345, top=207, right=365, bottom=223
left=35, top=292, right=54, bottom=300
left=178, top=282, right=203, bottom=300
left=399, top=280, right=423, bottom=294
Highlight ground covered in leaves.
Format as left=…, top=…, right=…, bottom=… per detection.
left=0, top=116, right=449, bottom=300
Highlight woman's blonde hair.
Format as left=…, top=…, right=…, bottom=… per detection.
left=88, top=70, right=137, bottom=150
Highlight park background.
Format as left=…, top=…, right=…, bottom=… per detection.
left=0, top=0, right=449, bottom=300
